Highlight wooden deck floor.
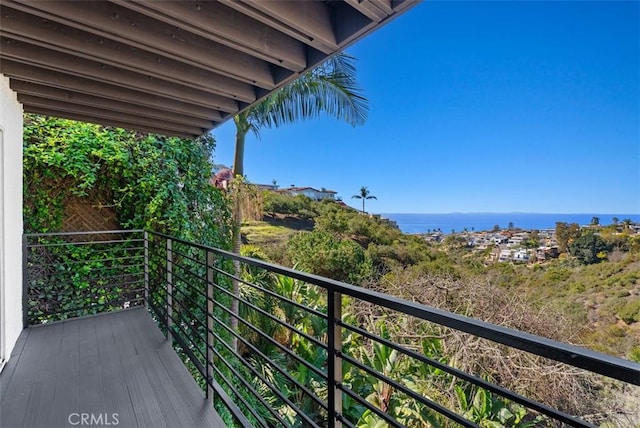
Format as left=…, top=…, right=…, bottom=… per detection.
left=0, top=307, right=226, bottom=428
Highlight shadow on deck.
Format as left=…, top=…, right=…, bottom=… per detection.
left=0, top=307, right=226, bottom=428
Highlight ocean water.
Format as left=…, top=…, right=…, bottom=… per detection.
left=381, top=213, right=640, bottom=235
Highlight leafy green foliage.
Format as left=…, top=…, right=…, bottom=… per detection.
left=287, top=230, right=372, bottom=283
left=569, top=231, right=610, bottom=264
left=26, top=234, right=144, bottom=324
left=456, top=387, right=543, bottom=428
left=263, top=192, right=314, bottom=217
left=23, top=114, right=231, bottom=247
left=618, top=299, right=640, bottom=324
left=555, top=222, right=581, bottom=253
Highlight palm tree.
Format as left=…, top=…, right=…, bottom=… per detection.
left=228, top=53, right=368, bottom=347
left=351, top=186, right=377, bottom=213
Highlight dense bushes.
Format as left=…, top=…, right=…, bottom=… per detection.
left=287, top=230, right=371, bottom=283
left=569, top=231, right=610, bottom=264
left=618, top=299, right=640, bottom=324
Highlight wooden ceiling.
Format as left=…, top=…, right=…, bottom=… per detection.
left=0, top=1, right=417, bottom=137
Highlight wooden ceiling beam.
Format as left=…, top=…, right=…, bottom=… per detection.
left=1, top=6, right=256, bottom=103
left=6, top=0, right=277, bottom=89
left=20, top=95, right=204, bottom=137
left=25, top=106, right=197, bottom=138
left=112, top=0, right=307, bottom=72
left=1, top=63, right=223, bottom=121
left=0, top=0, right=419, bottom=136
left=0, top=38, right=239, bottom=112
left=10, top=81, right=216, bottom=129
left=221, top=0, right=338, bottom=55
left=344, top=0, right=391, bottom=22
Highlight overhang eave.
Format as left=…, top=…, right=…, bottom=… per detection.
left=0, top=0, right=419, bottom=137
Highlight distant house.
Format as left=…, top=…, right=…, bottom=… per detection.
left=536, top=246, right=559, bottom=261
left=283, top=186, right=337, bottom=201
left=498, top=249, right=512, bottom=262
left=513, top=249, right=530, bottom=262
left=255, top=184, right=279, bottom=191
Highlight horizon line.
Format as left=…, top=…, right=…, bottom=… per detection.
left=379, top=212, right=640, bottom=215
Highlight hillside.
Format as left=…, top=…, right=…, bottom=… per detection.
left=243, top=194, right=640, bottom=361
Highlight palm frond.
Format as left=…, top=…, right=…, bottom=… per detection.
left=248, top=53, right=368, bottom=129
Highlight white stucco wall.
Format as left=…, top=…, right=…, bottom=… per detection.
left=0, top=74, right=24, bottom=364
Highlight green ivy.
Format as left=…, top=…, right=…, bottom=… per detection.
left=23, top=114, right=231, bottom=248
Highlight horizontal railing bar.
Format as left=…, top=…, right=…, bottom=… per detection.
left=340, top=352, right=476, bottom=427
left=206, top=323, right=292, bottom=425
left=339, top=384, right=405, bottom=428
left=206, top=321, right=312, bottom=428
left=164, top=270, right=328, bottom=382
left=25, top=230, right=143, bottom=239
left=231, top=306, right=328, bottom=379
left=209, top=263, right=328, bottom=320
left=169, top=319, right=207, bottom=375
left=209, top=279, right=328, bottom=350
left=207, top=360, right=269, bottom=428
left=221, top=313, right=328, bottom=412
left=336, top=414, right=356, bottom=428
left=167, top=247, right=207, bottom=267
left=147, top=231, right=639, bottom=384
left=153, top=303, right=207, bottom=367
left=169, top=284, right=209, bottom=322
left=206, top=339, right=280, bottom=427
left=153, top=265, right=207, bottom=299
left=28, top=273, right=144, bottom=288
left=340, top=321, right=593, bottom=427
left=29, top=254, right=144, bottom=269
left=166, top=268, right=206, bottom=295
left=77, top=255, right=144, bottom=273
left=336, top=413, right=356, bottom=428
left=171, top=263, right=208, bottom=287
left=79, top=262, right=144, bottom=273
left=170, top=301, right=208, bottom=345
left=147, top=300, right=167, bottom=329
left=27, top=239, right=144, bottom=249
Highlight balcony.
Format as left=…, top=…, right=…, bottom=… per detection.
left=2, top=230, right=638, bottom=427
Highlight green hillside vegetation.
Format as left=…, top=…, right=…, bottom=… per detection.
left=238, top=191, right=639, bottom=425
left=246, top=192, right=640, bottom=362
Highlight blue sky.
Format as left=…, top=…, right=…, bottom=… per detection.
left=211, top=1, right=639, bottom=214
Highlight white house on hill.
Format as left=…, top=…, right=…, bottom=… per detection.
left=283, top=186, right=337, bottom=201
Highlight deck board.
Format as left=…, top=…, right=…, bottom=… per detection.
left=0, top=308, right=226, bottom=428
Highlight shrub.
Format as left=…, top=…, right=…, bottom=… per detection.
left=569, top=231, right=610, bottom=265
left=617, top=299, right=640, bottom=324
left=287, top=230, right=371, bottom=283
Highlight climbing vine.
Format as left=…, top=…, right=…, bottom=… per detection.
left=23, top=113, right=231, bottom=248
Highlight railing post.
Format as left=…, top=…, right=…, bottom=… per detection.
left=143, top=231, right=149, bottom=307
left=206, top=249, right=215, bottom=401
left=327, top=290, right=343, bottom=427
left=166, top=238, right=173, bottom=344
left=22, top=235, right=29, bottom=328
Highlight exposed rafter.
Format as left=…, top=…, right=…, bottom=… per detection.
left=0, top=0, right=418, bottom=137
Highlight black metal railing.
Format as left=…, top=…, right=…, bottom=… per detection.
left=145, top=231, right=640, bottom=428
left=23, top=230, right=640, bottom=427
left=23, top=230, right=145, bottom=326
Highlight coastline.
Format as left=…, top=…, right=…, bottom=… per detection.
left=381, top=212, right=640, bottom=235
